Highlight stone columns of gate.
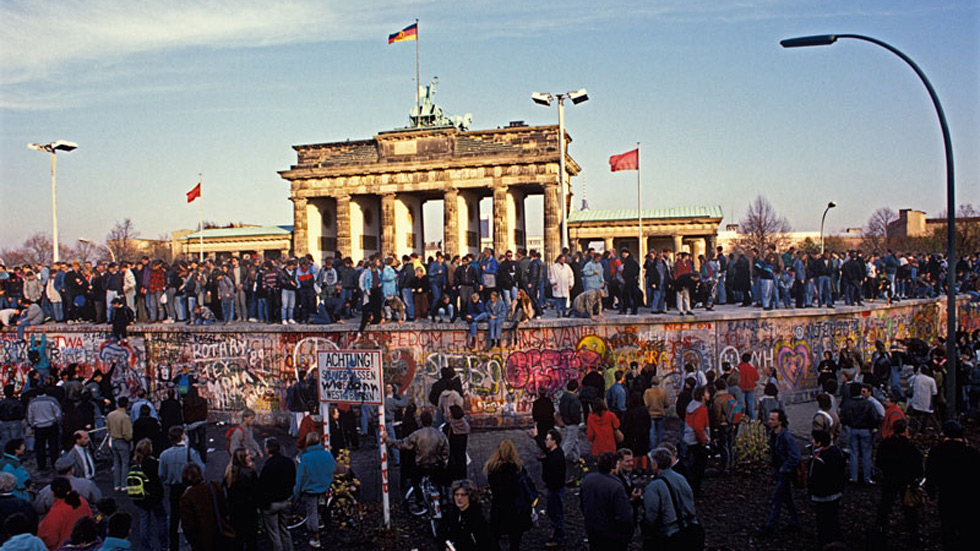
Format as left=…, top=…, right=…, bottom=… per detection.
left=443, top=188, right=459, bottom=258
left=544, top=183, right=561, bottom=263
left=493, top=185, right=509, bottom=254
left=381, top=193, right=396, bottom=256
left=292, top=196, right=308, bottom=257
left=336, top=194, right=351, bottom=259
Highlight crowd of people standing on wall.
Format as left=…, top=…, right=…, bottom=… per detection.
left=3, top=247, right=977, bottom=345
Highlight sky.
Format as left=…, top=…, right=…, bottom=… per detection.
left=1, top=0, right=977, bottom=251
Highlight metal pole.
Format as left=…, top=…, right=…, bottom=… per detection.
left=637, top=143, right=643, bottom=278
left=782, top=33, right=957, bottom=415
left=198, top=174, right=204, bottom=263
left=820, top=204, right=830, bottom=254
left=415, top=19, right=421, bottom=126
left=558, top=97, right=568, bottom=252
left=51, top=152, right=59, bottom=262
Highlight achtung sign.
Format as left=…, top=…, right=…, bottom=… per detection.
left=316, top=350, right=383, bottom=405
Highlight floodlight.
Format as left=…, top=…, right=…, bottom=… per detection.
left=569, top=88, right=589, bottom=105
left=531, top=92, right=553, bottom=106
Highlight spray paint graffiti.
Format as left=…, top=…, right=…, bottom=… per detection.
left=0, top=297, right=971, bottom=425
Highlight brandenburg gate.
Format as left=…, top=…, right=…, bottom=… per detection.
left=279, top=122, right=579, bottom=262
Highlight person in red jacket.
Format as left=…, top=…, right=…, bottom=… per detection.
left=880, top=392, right=907, bottom=440
left=737, top=353, right=760, bottom=420
left=38, top=477, right=93, bottom=551
left=682, top=386, right=710, bottom=496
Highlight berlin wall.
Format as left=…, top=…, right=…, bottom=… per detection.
left=3, top=298, right=977, bottom=427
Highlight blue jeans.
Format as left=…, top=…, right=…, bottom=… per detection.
left=805, top=279, right=816, bottom=307
left=146, top=291, right=162, bottom=321
left=489, top=316, right=504, bottom=340
left=111, top=439, right=131, bottom=489
left=386, top=421, right=400, bottom=464
left=744, top=391, right=755, bottom=421
left=0, top=420, right=24, bottom=450
left=429, top=282, right=443, bottom=309
left=281, top=289, right=296, bottom=321
left=765, top=473, right=799, bottom=528
left=16, top=320, right=33, bottom=341
left=52, top=302, right=64, bottom=322
left=257, top=297, right=269, bottom=322
left=401, top=289, right=415, bottom=320
left=138, top=501, right=169, bottom=551
left=651, top=287, right=665, bottom=312
left=716, top=276, right=727, bottom=304
left=547, top=486, right=565, bottom=543
left=221, top=296, right=234, bottom=323
left=848, top=428, right=873, bottom=482
left=818, top=275, right=833, bottom=307
left=468, top=312, right=489, bottom=338
left=550, top=297, right=568, bottom=317
left=649, top=417, right=665, bottom=448
left=760, top=279, right=775, bottom=309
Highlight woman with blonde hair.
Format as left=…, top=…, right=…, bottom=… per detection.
left=132, top=438, right=168, bottom=551
left=483, top=439, right=532, bottom=551
left=224, top=448, right=258, bottom=551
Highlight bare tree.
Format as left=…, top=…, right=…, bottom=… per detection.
left=736, top=195, right=792, bottom=252
left=107, top=219, right=140, bottom=262
left=0, top=233, right=68, bottom=266
left=863, top=207, right=898, bottom=253
left=924, top=203, right=980, bottom=256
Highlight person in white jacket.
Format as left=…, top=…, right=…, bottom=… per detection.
left=549, top=254, right=575, bottom=318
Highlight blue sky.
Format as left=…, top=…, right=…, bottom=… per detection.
left=1, top=0, right=977, bottom=249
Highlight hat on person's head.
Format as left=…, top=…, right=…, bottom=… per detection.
left=942, top=420, right=965, bottom=439
left=55, top=455, right=75, bottom=474
left=0, top=472, right=16, bottom=493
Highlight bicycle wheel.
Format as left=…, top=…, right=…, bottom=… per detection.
left=326, top=494, right=364, bottom=544
left=404, top=486, right=427, bottom=517
left=285, top=500, right=309, bottom=531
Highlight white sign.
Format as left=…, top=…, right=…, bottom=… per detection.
left=317, top=350, right=383, bottom=405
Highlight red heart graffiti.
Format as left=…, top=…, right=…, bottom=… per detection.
left=775, top=342, right=811, bottom=389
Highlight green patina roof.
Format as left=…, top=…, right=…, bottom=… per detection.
left=183, top=225, right=294, bottom=240
left=568, top=206, right=724, bottom=223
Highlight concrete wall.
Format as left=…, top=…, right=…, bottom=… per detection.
left=3, top=298, right=976, bottom=427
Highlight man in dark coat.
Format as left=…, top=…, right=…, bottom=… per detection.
left=580, top=452, right=633, bottom=551
left=875, top=419, right=923, bottom=545
left=807, top=429, right=845, bottom=548
left=925, top=421, right=980, bottom=550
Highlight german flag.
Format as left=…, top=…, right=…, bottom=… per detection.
left=388, top=23, right=418, bottom=44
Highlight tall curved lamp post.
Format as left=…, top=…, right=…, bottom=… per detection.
left=78, top=238, right=116, bottom=262
left=27, top=140, right=78, bottom=262
left=781, top=33, right=957, bottom=415
left=819, top=201, right=837, bottom=254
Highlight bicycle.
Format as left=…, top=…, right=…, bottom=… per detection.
left=88, top=426, right=111, bottom=468
left=404, top=473, right=443, bottom=539
left=286, top=450, right=365, bottom=544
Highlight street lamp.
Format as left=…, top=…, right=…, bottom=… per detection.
left=781, top=33, right=957, bottom=415
left=78, top=238, right=116, bottom=263
left=819, top=201, right=837, bottom=254
left=532, top=89, right=589, bottom=251
left=28, top=140, right=78, bottom=263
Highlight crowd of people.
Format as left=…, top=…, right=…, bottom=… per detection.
left=0, top=328, right=976, bottom=550
left=3, top=246, right=978, bottom=346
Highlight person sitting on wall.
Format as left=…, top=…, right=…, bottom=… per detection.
left=188, top=304, right=215, bottom=326
left=384, top=296, right=406, bottom=323
left=572, top=288, right=604, bottom=321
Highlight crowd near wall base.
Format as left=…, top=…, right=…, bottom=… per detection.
left=3, top=298, right=977, bottom=427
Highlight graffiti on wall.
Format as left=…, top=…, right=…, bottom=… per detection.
left=0, top=298, right=974, bottom=425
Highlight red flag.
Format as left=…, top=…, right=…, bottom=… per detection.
left=609, top=149, right=639, bottom=172
left=186, top=182, right=201, bottom=203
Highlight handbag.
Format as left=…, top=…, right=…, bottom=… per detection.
left=902, top=483, right=925, bottom=508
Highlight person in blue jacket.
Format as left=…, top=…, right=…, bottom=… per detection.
left=293, top=432, right=336, bottom=550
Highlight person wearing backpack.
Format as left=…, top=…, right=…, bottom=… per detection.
left=483, top=439, right=533, bottom=551
left=226, top=409, right=262, bottom=463
left=708, top=379, right=735, bottom=476
left=642, top=447, right=703, bottom=551
left=131, top=438, right=167, bottom=551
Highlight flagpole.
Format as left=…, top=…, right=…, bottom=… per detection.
left=415, top=18, right=421, bottom=127
left=637, top=144, right=643, bottom=257
left=198, top=174, right=204, bottom=263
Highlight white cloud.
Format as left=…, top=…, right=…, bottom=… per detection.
left=0, top=0, right=417, bottom=85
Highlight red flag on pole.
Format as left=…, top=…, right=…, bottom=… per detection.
left=609, top=148, right=639, bottom=172
left=186, top=182, right=201, bottom=203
